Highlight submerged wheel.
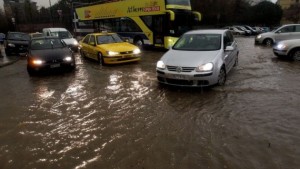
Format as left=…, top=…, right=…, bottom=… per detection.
left=97, top=52, right=105, bottom=65
left=134, top=38, right=144, bottom=48
left=264, top=39, right=273, bottom=47
left=217, top=67, right=226, bottom=86
left=291, top=49, right=300, bottom=61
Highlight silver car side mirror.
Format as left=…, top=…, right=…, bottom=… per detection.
left=225, top=46, right=234, bottom=51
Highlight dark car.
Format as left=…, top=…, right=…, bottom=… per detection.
left=27, top=37, right=76, bottom=75
left=4, top=32, right=30, bottom=56
left=0, top=33, right=5, bottom=44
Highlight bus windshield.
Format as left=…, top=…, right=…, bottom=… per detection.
left=166, top=0, right=191, bottom=6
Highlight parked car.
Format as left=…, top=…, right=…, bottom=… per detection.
left=226, top=26, right=245, bottom=35
left=0, top=33, right=5, bottom=44
left=42, top=28, right=79, bottom=52
left=156, top=29, right=239, bottom=87
left=273, top=39, right=300, bottom=61
left=29, top=32, right=43, bottom=39
left=255, top=24, right=300, bottom=46
left=4, top=32, right=30, bottom=56
left=27, top=37, right=76, bottom=75
left=79, top=32, right=141, bottom=65
left=234, top=26, right=251, bottom=36
left=244, top=25, right=258, bottom=35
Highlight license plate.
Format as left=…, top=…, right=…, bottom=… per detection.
left=171, top=74, right=187, bottom=80
left=50, top=64, right=60, bottom=68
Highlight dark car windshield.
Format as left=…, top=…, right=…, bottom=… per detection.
left=7, top=32, right=30, bottom=41
left=173, top=34, right=221, bottom=51
left=31, top=38, right=65, bottom=50
left=96, top=34, right=123, bottom=44
left=50, top=31, right=73, bottom=39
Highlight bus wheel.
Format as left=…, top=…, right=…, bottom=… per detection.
left=134, top=38, right=144, bottom=48
left=98, top=52, right=105, bottom=65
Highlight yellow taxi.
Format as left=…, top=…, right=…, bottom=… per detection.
left=79, top=32, right=141, bottom=65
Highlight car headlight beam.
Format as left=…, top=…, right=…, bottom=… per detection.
left=133, top=48, right=141, bottom=54
left=64, top=56, right=73, bottom=62
left=157, top=60, right=166, bottom=69
left=257, top=35, right=262, bottom=39
left=196, top=63, right=214, bottom=72
left=107, top=51, right=119, bottom=56
left=32, top=59, right=44, bottom=65
left=276, top=43, right=287, bottom=50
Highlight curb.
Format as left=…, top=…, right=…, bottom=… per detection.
left=0, top=57, right=20, bottom=68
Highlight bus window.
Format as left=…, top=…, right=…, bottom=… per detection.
left=120, top=18, right=142, bottom=32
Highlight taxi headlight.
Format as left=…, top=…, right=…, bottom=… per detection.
left=8, top=43, right=15, bottom=47
left=107, top=51, right=119, bottom=56
left=156, top=60, right=166, bottom=69
left=133, top=48, right=141, bottom=54
left=196, top=63, right=213, bottom=72
left=276, top=43, right=287, bottom=50
left=64, top=56, right=72, bottom=62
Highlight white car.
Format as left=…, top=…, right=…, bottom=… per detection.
left=273, top=39, right=300, bottom=61
left=156, top=29, right=239, bottom=87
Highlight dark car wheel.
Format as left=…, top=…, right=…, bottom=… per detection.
left=5, top=49, right=11, bottom=56
left=291, top=49, right=300, bottom=61
left=98, top=52, right=105, bottom=65
left=27, top=66, right=36, bottom=76
left=264, top=39, right=273, bottom=47
left=217, top=67, right=226, bottom=86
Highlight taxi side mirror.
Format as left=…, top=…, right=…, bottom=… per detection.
left=89, top=42, right=96, bottom=46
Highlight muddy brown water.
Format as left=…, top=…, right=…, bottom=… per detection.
left=0, top=37, right=299, bottom=169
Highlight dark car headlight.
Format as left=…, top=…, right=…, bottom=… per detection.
left=8, top=43, right=16, bottom=47
left=64, top=56, right=73, bottom=62
left=31, top=59, right=44, bottom=65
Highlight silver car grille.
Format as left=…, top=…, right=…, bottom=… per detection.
left=167, top=66, right=195, bottom=72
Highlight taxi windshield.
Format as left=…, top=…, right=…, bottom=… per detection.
left=96, top=34, right=123, bottom=44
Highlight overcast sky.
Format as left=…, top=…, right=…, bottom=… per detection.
left=1, top=0, right=277, bottom=9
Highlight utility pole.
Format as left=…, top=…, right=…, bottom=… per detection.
left=49, top=0, right=54, bottom=27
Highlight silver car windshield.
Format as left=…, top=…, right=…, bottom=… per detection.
left=173, top=34, right=221, bottom=51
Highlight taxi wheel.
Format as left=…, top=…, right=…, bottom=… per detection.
left=98, top=52, right=105, bottom=65
left=80, top=49, right=86, bottom=58
left=217, top=67, right=226, bottom=86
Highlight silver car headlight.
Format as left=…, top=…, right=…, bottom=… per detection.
left=276, top=43, right=287, bottom=50
left=156, top=60, right=166, bottom=69
left=64, top=56, right=73, bottom=62
left=256, top=35, right=262, bottom=39
left=73, top=40, right=79, bottom=45
left=8, top=43, right=15, bottom=47
left=196, top=63, right=214, bottom=72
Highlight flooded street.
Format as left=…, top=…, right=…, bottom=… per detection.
left=0, top=37, right=299, bottom=169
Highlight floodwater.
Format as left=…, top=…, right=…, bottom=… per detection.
left=0, top=37, right=299, bottom=169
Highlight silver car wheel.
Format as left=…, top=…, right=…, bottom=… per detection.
left=217, top=68, right=226, bottom=86
left=265, top=39, right=273, bottom=47
left=292, top=50, right=300, bottom=61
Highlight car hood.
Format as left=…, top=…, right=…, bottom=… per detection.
left=97, top=42, right=138, bottom=52
left=62, top=38, right=78, bottom=46
left=161, top=49, right=221, bottom=67
left=30, top=48, right=71, bottom=60
left=277, top=39, right=300, bottom=45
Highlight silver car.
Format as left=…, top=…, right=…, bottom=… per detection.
left=273, top=39, right=300, bottom=61
left=156, top=29, right=239, bottom=87
left=255, top=24, right=300, bottom=46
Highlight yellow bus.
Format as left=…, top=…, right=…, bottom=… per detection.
left=75, top=0, right=201, bottom=49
